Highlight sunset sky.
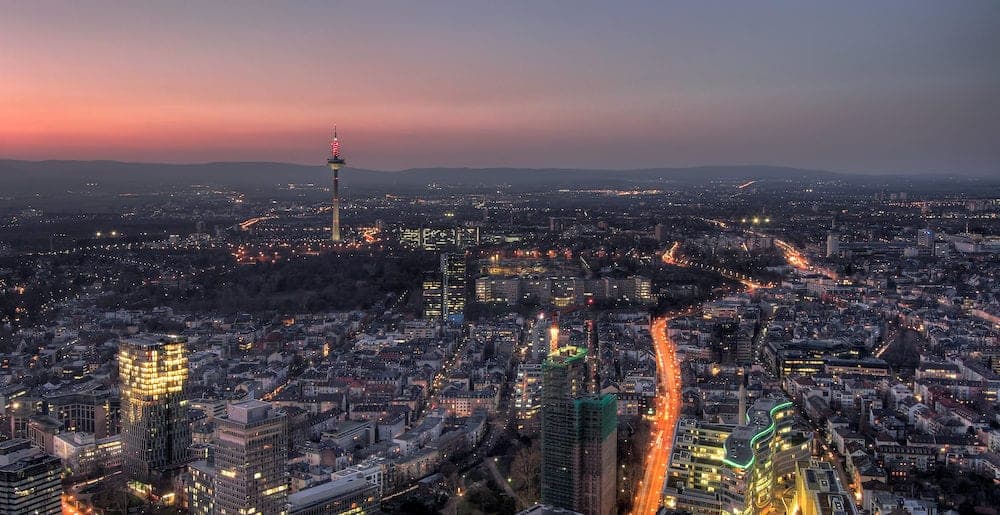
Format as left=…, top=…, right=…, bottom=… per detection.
left=2, top=1, right=998, bottom=174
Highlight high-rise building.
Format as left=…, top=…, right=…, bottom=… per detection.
left=441, top=253, right=467, bottom=324
left=187, top=400, right=289, bottom=515
left=514, top=362, right=544, bottom=431
left=575, top=395, right=617, bottom=514
left=541, top=346, right=587, bottom=510
left=421, top=272, right=443, bottom=320
left=540, top=346, right=617, bottom=515
left=0, top=439, right=63, bottom=515
left=826, top=233, right=840, bottom=258
left=514, top=316, right=555, bottom=432
left=120, top=335, right=191, bottom=495
left=663, top=397, right=812, bottom=515
left=530, top=316, right=554, bottom=361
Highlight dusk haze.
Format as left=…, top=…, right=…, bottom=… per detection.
left=3, top=1, right=998, bottom=174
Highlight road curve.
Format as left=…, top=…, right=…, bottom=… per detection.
left=632, top=314, right=685, bottom=514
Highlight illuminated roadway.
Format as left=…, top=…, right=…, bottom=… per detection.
left=772, top=237, right=810, bottom=271
left=237, top=215, right=276, bottom=231
left=723, top=219, right=840, bottom=280
left=634, top=239, right=772, bottom=513
left=661, top=240, right=771, bottom=291
left=632, top=313, right=686, bottom=514
left=638, top=231, right=825, bottom=513
left=640, top=223, right=841, bottom=514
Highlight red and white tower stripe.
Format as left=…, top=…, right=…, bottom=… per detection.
left=327, top=125, right=346, bottom=242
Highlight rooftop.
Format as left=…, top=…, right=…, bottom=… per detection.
left=286, top=476, right=372, bottom=511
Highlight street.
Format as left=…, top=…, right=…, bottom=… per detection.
left=631, top=313, right=686, bottom=515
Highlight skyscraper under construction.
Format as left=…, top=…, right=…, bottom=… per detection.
left=540, top=345, right=617, bottom=515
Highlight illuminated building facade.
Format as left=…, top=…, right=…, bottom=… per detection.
left=438, top=385, right=499, bottom=417
left=399, top=227, right=480, bottom=251
left=794, top=459, right=857, bottom=515
left=515, top=316, right=559, bottom=431
left=514, top=363, right=544, bottom=430
left=474, top=276, right=653, bottom=307
left=0, top=439, right=62, bottom=515
left=441, top=253, right=467, bottom=324
left=664, top=397, right=811, bottom=515
left=52, top=432, right=123, bottom=476
left=475, top=277, right=521, bottom=306
left=665, top=419, right=737, bottom=514
left=421, top=272, right=443, bottom=320
left=187, top=460, right=218, bottom=515
left=530, top=317, right=554, bottom=360
left=187, top=400, right=289, bottom=515
left=48, top=391, right=121, bottom=438
left=120, top=335, right=191, bottom=494
left=540, top=346, right=617, bottom=515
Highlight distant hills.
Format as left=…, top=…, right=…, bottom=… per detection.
left=0, top=159, right=993, bottom=195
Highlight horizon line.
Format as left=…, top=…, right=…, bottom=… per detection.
left=4, top=156, right=994, bottom=178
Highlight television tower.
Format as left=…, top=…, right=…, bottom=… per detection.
left=327, top=126, right=346, bottom=242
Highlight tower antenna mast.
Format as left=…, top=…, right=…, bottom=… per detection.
left=327, top=125, right=346, bottom=242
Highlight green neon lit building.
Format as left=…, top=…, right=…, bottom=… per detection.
left=540, top=346, right=617, bottom=515
left=664, top=397, right=811, bottom=515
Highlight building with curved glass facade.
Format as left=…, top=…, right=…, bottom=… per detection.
left=664, top=396, right=811, bottom=515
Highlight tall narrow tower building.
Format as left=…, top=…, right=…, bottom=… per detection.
left=120, top=335, right=191, bottom=494
left=441, top=253, right=467, bottom=324
left=540, top=345, right=617, bottom=515
left=327, top=126, right=347, bottom=242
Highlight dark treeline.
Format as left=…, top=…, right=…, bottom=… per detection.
left=111, top=250, right=438, bottom=314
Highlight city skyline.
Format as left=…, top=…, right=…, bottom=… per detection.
left=3, top=1, right=999, bottom=175
left=2, top=3, right=999, bottom=514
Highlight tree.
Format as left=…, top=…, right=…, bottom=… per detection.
left=509, top=441, right=540, bottom=507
